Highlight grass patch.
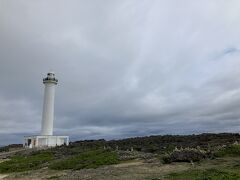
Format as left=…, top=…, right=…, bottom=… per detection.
left=47, top=175, right=60, bottom=179
left=215, top=144, right=240, bottom=157
left=49, top=149, right=119, bottom=170
left=165, top=168, right=240, bottom=180
left=0, top=152, right=54, bottom=173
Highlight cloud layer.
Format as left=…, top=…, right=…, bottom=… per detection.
left=1, top=0, right=240, bottom=145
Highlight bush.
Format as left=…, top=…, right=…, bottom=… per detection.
left=162, top=148, right=208, bottom=163
left=0, top=146, right=9, bottom=153
left=0, top=152, right=54, bottom=173
left=49, top=149, right=119, bottom=170
left=214, top=144, right=240, bottom=157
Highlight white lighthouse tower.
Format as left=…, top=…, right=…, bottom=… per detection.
left=41, top=72, right=58, bottom=136
left=24, top=72, right=69, bottom=148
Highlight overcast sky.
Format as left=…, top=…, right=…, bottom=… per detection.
left=1, top=0, right=240, bottom=145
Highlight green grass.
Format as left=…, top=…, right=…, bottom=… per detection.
left=47, top=175, right=60, bottom=179
left=215, top=144, right=240, bottom=157
left=0, top=152, right=54, bottom=173
left=165, top=158, right=240, bottom=180
left=164, top=145, right=240, bottom=179
left=0, top=149, right=119, bottom=173
left=49, top=149, right=119, bottom=170
left=165, top=168, right=240, bottom=180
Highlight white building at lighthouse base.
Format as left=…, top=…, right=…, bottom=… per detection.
left=23, top=135, right=69, bottom=148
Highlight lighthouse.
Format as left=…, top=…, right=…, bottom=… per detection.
left=23, top=72, right=69, bottom=148
left=41, top=72, right=58, bottom=136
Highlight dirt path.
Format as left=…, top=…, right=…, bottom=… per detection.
left=0, top=149, right=25, bottom=158
left=113, top=160, right=144, bottom=167
left=2, top=160, right=190, bottom=180
left=58, top=161, right=190, bottom=180
left=0, top=175, right=8, bottom=179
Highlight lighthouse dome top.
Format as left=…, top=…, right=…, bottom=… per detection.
left=43, top=72, right=58, bottom=84
left=48, top=71, right=55, bottom=75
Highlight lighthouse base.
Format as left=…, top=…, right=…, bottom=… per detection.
left=23, top=135, right=69, bottom=149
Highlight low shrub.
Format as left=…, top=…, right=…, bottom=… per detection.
left=0, top=146, right=9, bottom=153
left=214, top=144, right=240, bottom=157
left=49, top=149, right=119, bottom=170
left=162, top=147, right=208, bottom=163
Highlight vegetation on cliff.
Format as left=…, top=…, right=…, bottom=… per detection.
left=0, top=133, right=240, bottom=179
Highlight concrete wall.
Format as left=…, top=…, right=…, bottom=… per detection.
left=24, top=136, right=69, bottom=148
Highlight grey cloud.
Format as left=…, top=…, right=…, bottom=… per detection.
left=1, top=0, right=240, bottom=145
